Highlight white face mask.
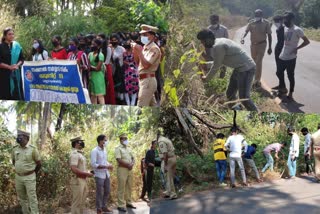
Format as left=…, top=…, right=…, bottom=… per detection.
left=212, top=24, right=219, bottom=29
left=274, top=23, right=282, bottom=28
left=255, top=17, right=262, bottom=22
left=33, top=43, right=39, bottom=49
left=123, top=140, right=129, bottom=146
left=104, top=140, right=109, bottom=147
left=141, top=36, right=150, bottom=45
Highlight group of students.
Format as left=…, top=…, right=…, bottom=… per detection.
left=0, top=27, right=166, bottom=106
left=198, top=9, right=310, bottom=111
left=32, top=31, right=166, bottom=106
left=213, top=124, right=320, bottom=188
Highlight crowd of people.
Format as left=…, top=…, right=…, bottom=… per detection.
left=11, top=130, right=178, bottom=214
left=213, top=124, right=320, bottom=188
left=198, top=9, right=310, bottom=111
left=0, top=25, right=167, bottom=106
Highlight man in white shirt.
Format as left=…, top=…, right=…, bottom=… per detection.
left=301, top=127, right=313, bottom=175
left=277, top=12, right=310, bottom=99
left=287, top=127, right=300, bottom=178
left=224, top=127, right=248, bottom=188
left=91, top=134, right=113, bottom=214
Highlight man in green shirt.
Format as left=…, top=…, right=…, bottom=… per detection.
left=197, top=29, right=258, bottom=111
left=12, top=130, right=41, bottom=214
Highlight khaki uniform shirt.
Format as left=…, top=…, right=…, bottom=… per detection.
left=312, top=130, right=320, bottom=147
left=12, top=144, right=40, bottom=174
left=70, top=149, right=87, bottom=172
left=138, top=42, right=161, bottom=74
left=158, top=136, right=175, bottom=159
left=115, top=144, right=134, bottom=164
left=208, top=24, right=229, bottom=39
left=246, top=19, right=272, bottom=44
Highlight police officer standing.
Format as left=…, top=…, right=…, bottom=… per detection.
left=115, top=134, right=136, bottom=212
left=207, top=14, right=229, bottom=78
left=157, top=132, right=177, bottom=200
left=12, top=130, right=41, bottom=214
left=241, top=9, right=272, bottom=87
left=69, top=137, right=93, bottom=214
left=133, top=24, right=162, bottom=107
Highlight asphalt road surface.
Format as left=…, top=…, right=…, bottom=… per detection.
left=234, top=26, right=320, bottom=113
left=150, top=176, right=320, bottom=214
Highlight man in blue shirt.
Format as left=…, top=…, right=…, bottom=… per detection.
left=243, top=143, right=262, bottom=182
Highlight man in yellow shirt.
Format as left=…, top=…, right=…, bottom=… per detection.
left=213, top=133, right=227, bottom=187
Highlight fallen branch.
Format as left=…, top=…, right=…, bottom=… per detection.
left=174, top=108, right=204, bottom=157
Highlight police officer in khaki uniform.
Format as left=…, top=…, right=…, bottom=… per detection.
left=12, top=130, right=41, bottom=214
left=157, top=133, right=177, bottom=200
left=311, top=124, right=320, bottom=182
left=133, top=24, right=162, bottom=107
left=241, top=9, right=272, bottom=87
left=69, top=137, right=93, bottom=214
left=115, top=134, right=136, bottom=213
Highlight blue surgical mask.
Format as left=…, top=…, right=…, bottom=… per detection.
left=69, top=45, right=77, bottom=52
left=141, top=36, right=150, bottom=45
left=123, top=140, right=129, bottom=146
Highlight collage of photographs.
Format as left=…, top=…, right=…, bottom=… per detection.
left=0, top=0, right=320, bottom=213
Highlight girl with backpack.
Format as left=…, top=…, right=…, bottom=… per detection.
left=31, top=39, right=49, bottom=61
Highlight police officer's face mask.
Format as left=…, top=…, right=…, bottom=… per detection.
left=16, top=137, right=23, bottom=144
left=79, top=141, right=85, bottom=148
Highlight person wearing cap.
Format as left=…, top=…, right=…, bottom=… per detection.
left=115, top=134, right=136, bottom=212
left=133, top=24, right=162, bottom=107
left=12, top=130, right=41, bottom=214
left=276, top=11, right=310, bottom=99
left=91, top=134, right=113, bottom=214
left=69, top=136, right=93, bottom=214
left=157, top=132, right=177, bottom=199
left=207, top=14, right=229, bottom=78
left=287, top=127, right=300, bottom=179
left=241, top=9, right=272, bottom=87
left=197, top=29, right=258, bottom=111
left=311, top=124, right=320, bottom=182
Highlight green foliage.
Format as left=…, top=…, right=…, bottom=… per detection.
left=129, top=0, right=169, bottom=32
left=301, top=0, right=320, bottom=28
left=14, top=12, right=107, bottom=59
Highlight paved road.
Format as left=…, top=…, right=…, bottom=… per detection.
left=150, top=177, right=320, bottom=214
left=234, top=26, right=320, bottom=113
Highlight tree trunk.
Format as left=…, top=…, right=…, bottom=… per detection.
left=56, top=103, right=67, bottom=131
left=174, top=108, right=203, bottom=157
left=40, top=103, right=51, bottom=149
left=37, top=103, right=43, bottom=148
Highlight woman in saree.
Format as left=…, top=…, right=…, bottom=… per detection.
left=0, top=27, right=24, bottom=100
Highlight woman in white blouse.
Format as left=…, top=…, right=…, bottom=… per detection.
left=31, top=39, right=49, bottom=61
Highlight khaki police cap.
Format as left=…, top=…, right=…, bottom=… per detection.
left=70, top=136, right=84, bottom=142
left=119, top=133, right=128, bottom=139
left=17, top=129, right=30, bottom=137
left=139, top=24, right=159, bottom=34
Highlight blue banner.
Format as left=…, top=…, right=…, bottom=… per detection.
left=22, top=60, right=89, bottom=104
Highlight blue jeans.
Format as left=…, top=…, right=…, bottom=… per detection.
left=287, top=155, right=297, bottom=177
left=262, top=153, right=274, bottom=173
left=215, top=160, right=227, bottom=183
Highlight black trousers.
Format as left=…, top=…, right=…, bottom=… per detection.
left=141, top=167, right=154, bottom=198
left=277, top=58, right=297, bottom=93
left=305, top=155, right=313, bottom=174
